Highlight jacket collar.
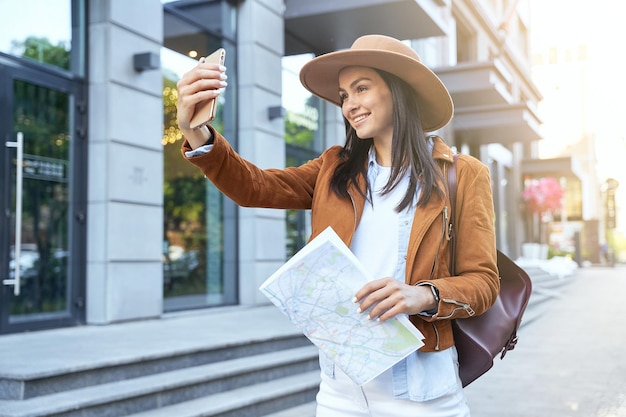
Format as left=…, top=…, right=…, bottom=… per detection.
left=430, top=135, right=455, bottom=165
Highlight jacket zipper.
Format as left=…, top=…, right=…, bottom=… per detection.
left=438, top=298, right=476, bottom=319
left=428, top=206, right=449, bottom=280
left=443, top=205, right=449, bottom=239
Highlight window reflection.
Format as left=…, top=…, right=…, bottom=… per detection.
left=282, top=54, right=323, bottom=150
left=282, top=54, right=323, bottom=256
left=162, top=1, right=237, bottom=311
left=161, top=48, right=227, bottom=311
left=0, top=0, right=79, bottom=73
left=164, top=0, right=229, bottom=42
left=10, top=81, right=71, bottom=317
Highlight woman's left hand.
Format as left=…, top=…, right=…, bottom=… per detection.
left=354, top=278, right=437, bottom=322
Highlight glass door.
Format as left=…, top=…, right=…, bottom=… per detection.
left=0, top=62, right=86, bottom=333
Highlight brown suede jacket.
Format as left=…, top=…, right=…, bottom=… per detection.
left=182, top=128, right=499, bottom=352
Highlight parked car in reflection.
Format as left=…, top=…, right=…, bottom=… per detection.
left=9, top=244, right=68, bottom=280
left=163, top=245, right=200, bottom=291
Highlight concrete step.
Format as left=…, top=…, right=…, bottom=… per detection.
left=524, top=267, right=554, bottom=282
left=124, top=371, right=320, bottom=417
left=0, top=346, right=319, bottom=417
left=521, top=272, right=576, bottom=329
left=0, top=334, right=311, bottom=401
left=533, top=275, right=573, bottom=290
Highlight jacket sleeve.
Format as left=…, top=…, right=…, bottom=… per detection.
left=181, top=127, right=332, bottom=210
left=419, top=155, right=500, bottom=320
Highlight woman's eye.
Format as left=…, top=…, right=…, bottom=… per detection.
left=357, top=85, right=367, bottom=93
left=339, top=93, right=348, bottom=102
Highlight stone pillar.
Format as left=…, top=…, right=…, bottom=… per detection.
left=236, top=0, right=287, bottom=305
left=86, top=0, right=164, bottom=323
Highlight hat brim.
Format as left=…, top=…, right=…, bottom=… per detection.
left=299, top=49, right=453, bottom=132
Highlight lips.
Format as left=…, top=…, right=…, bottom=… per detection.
left=352, top=113, right=370, bottom=124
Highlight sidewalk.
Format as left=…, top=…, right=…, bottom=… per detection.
left=464, top=265, right=626, bottom=417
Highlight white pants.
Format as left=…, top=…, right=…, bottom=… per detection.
left=315, top=365, right=470, bottom=417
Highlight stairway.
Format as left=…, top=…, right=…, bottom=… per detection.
left=519, top=264, right=575, bottom=327
left=0, top=307, right=320, bottom=417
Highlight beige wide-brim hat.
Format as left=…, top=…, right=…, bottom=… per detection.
left=299, top=34, right=453, bottom=132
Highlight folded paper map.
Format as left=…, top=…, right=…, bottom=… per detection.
left=259, top=226, right=424, bottom=385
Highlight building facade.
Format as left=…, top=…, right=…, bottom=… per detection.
left=0, top=0, right=544, bottom=335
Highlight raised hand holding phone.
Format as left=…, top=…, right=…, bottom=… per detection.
left=189, top=48, right=226, bottom=130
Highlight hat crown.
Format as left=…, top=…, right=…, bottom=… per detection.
left=350, top=35, right=422, bottom=63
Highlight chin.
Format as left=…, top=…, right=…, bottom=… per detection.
left=354, top=130, right=371, bottom=140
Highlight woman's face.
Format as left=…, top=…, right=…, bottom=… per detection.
left=338, top=66, right=393, bottom=144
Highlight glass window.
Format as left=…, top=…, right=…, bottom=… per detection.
left=282, top=54, right=323, bottom=257
left=164, top=0, right=236, bottom=40
left=162, top=4, right=237, bottom=312
left=283, top=54, right=323, bottom=151
left=0, top=0, right=84, bottom=75
left=162, top=47, right=231, bottom=310
left=558, top=177, right=583, bottom=221
left=164, top=11, right=223, bottom=59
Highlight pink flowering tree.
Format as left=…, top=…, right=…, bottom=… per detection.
left=522, top=177, right=564, bottom=243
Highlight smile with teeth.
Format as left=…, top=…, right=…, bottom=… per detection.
left=352, top=113, right=370, bottom=124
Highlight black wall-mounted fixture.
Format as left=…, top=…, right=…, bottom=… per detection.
left=268, top=106, right=286, bottom=121
left=133, top=52, right=160, bottom=72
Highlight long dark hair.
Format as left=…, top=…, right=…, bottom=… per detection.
left=330, top=69, right=444, bottom=211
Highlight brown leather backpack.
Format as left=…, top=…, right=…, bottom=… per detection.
left=447, top=154, right=533, bottom=387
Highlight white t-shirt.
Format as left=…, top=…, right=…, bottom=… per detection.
left=350, top=163, right=410, bottom=280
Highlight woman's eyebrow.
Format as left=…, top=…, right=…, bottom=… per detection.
left=338, top=77, right=373, bottom=92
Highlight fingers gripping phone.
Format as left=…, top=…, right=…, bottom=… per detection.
left=190, top=48, right=226, bottom=130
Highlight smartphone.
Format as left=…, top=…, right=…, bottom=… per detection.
left=190, top=48, right=226, bottom=130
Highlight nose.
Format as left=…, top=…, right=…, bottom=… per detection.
left=342, top=95, right=358, bottom=111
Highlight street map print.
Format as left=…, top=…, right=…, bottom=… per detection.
left=260, top=227, right=424, bottom=385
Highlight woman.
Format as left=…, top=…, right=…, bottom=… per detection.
left=176, top=34, right=499, bottom=417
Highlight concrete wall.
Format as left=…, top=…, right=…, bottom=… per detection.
left=86, top=0, right=164, bottom=323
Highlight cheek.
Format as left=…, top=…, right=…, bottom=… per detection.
left=379, top=102, right=394, bottom=127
